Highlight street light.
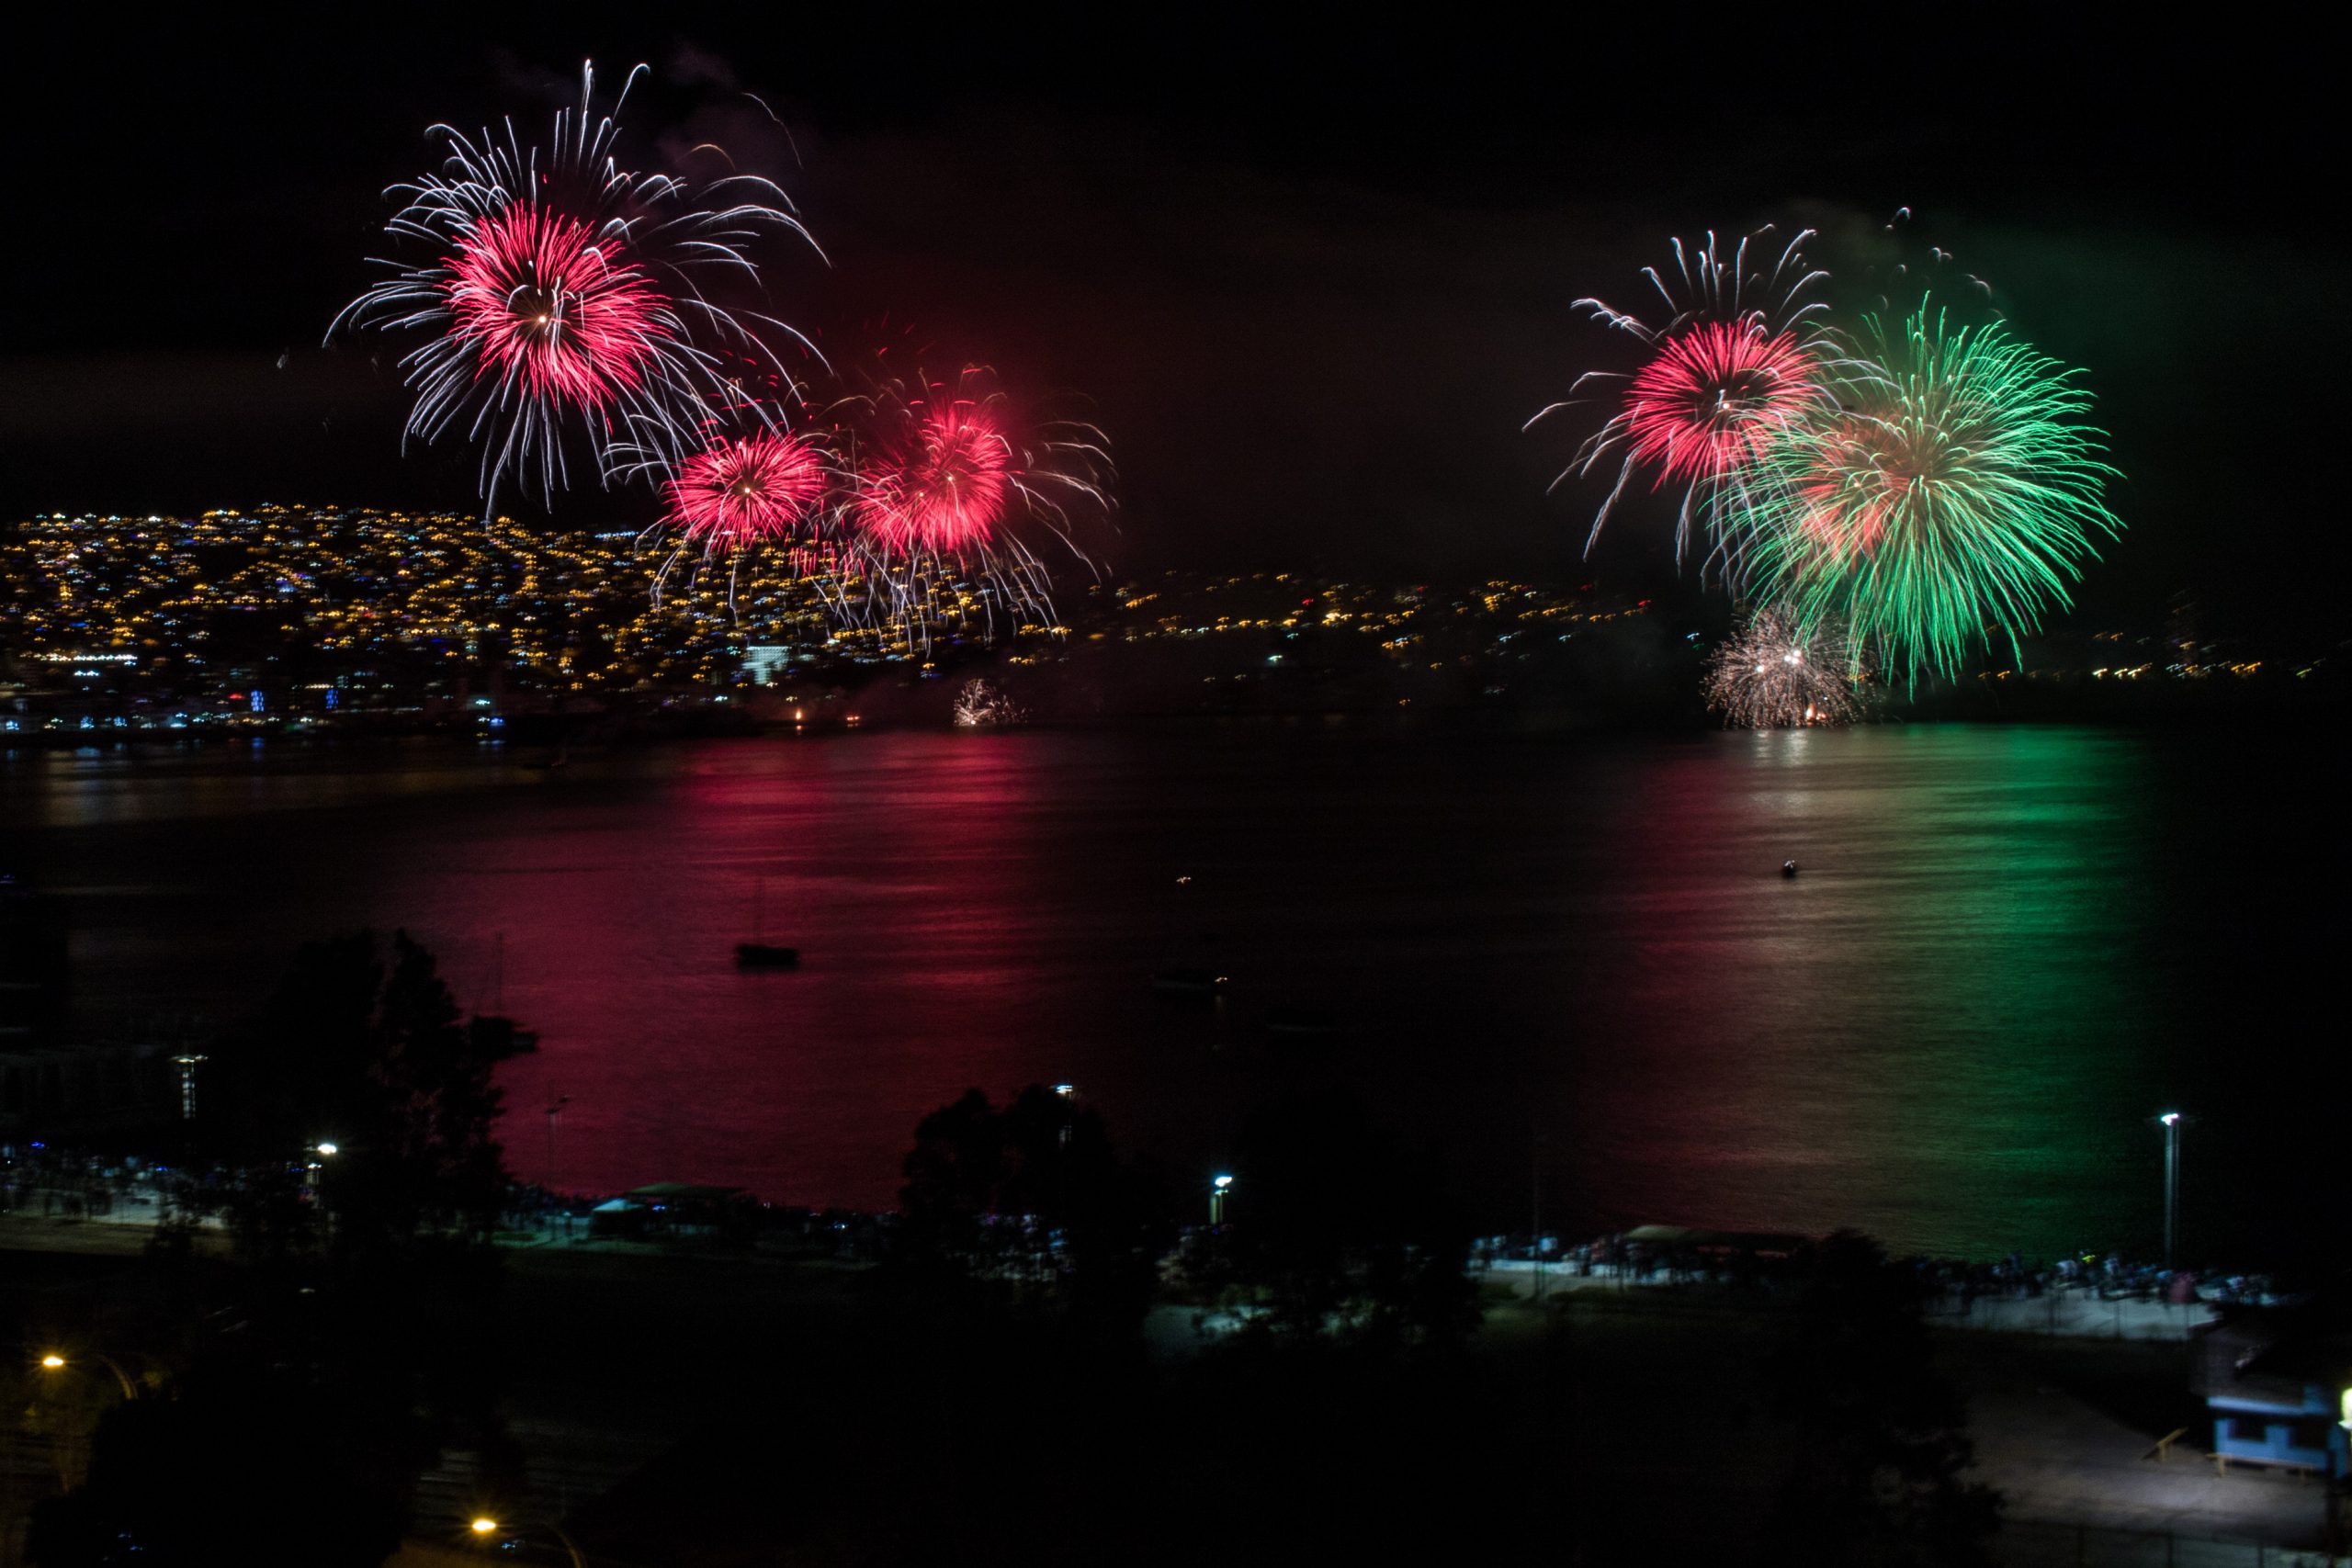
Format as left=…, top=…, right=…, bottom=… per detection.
left=2159, top=1111, right=2182, bottom=1272
left=170, top=1054, right=206, bottom=1121
left=467, top=1515, right=584, bottom=1566
left=37, top=1351, right=136, bottom=1402
left=2334, top=1389, right=2352, bottom=1556
left=305, top=1142, right=338, bottom=1208
left=1210, top=1173, right=1233, bottom=1227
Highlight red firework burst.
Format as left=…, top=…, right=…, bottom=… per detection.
left=666, top=432, right=828, bottom=548
left=1622, top=321, right=1816, bottom=485
left=444, top=206, right=671, bottom=410
left=849, top=400, right=1012, bottom=553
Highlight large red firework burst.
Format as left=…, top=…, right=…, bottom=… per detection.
left=445, top=207, right=670, bottom=411
left=665, top=431, right=828, bottom=549
left=1622, top=321, right=1816, bottom=485
left=332, top=62, right=818, bottom=513
left=847, top=400, right=1013, bottom=553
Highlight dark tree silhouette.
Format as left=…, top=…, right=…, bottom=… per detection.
left=894, top=1085, right=1165, bottom=1337
left=208, top=930, right=531, bottom=1251
left=1760, top=1231, right=2001, bottom=1566
left=26, top=933, right=532, bottom=1564
left=1205, top=1089, right=1482, bottom=1354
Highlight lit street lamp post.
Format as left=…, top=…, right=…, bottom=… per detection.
left=2333, top=1389, right=2351, bottom=1555
left=304, top=1140, right=337, bottom=1198
left=169, top=1054, right=206, bottom=1121
left=37, top=1352, right=136, bottom=1404
left=471, top=1516, right=584, bottom=1567
left=2159, top=1111, right=2182, bottom=1272
left=1210, top=1174, right=1232, bottom=1227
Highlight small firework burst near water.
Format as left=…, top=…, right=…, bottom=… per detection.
left=1741, top=306, right=2122, bottom=686
left=331, top=62, right=820, bottom=513
left=1529, top=228, right=1832, bottom=571
left=1703, top=610, right=1864, bottom=728
left=951, top=679, right=1028, bottom=727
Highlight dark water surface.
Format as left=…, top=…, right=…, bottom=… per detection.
left=4, top=722, right=2339, bottom=1266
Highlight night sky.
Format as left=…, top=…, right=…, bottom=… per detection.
left=3, top=10, right=2339, bottom=636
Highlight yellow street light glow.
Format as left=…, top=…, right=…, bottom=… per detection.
left=470, top=1517, right=500, bottom=1535
left=40, top=1354, right=65, bottom=1370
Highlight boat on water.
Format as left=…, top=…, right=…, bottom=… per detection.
left=1153, top=968, right=1228, bottom=994
left=736, top=879, right=797, bottom=970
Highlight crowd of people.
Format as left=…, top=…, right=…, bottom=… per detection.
left=1473, top=1230, right=2291, bottom=1309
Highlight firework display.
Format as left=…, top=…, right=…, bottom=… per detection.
left=664, top=431, right=831, bottom=551
left=646, top=425, right=842, bottom=615
left=332, top=62, right=816, bottom=513
left=1741, top=308, right=2121, bottom=685
left=333, top=62, right=1114, bottom=646
left=1528, top=229, right=1830, bottom=569
left=951, top=678, right=1029, bottom=727
left=833, top=368, right=1112, bottom=641
left=1536, top=220, right=2127, bottom=697
left=851, top=400, right=1013, bottom=555
left=1702, top=610, right=1863, bottom=728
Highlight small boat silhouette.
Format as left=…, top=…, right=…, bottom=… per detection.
left=736, top=879, right=798, bottom=969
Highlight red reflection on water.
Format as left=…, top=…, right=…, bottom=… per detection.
left=387, top=736, right=1061, bottom=1205
left=1558, top=736, right=1831, bottom=1235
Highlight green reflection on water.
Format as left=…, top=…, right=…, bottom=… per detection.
left=1589, top=725, right=2163, bottom=1259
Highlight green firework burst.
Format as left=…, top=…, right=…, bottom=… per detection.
left=1741, top=307, right=2123, bottom=686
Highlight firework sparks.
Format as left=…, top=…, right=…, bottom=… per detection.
left=331, top=62, right=820, bottom=513
left=1621, top=321, right=1817, bottom=486
left=1529, top=228, right=1832, bottom=570
left=1741, top=306, right=2123, bottom=685
left=833, top=367, right=1112, bottom=644
left=951, top=678, right=1028, bottom=728
left=444, top=206, right=666, bottom=412
left=1702, top=609, right=1864, bottom=728
left=645, top=423, right=852, bottom=622
left=665, top=430, right=829, bottom=551
left=850, top=400, right=1013, bottom=554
